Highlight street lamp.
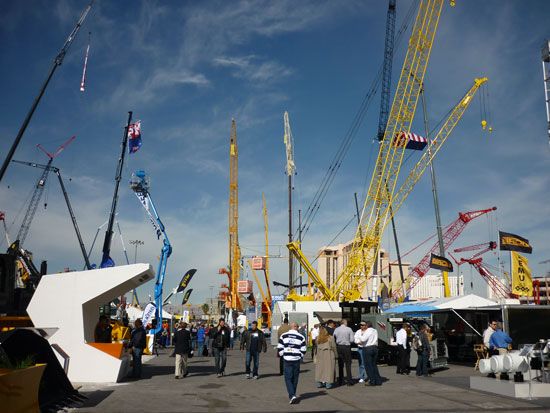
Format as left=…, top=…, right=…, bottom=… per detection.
left=129, top=239, right=144, bottom=263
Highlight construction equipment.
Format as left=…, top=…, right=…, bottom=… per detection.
left=15, top=136, right=75, bottom=247
left=284, top=111, right=296, bottom=291
left=393, top=207, right=497, bottom=301
left=228, top=119, right=242, bottom=311
left=130, top=170, right=172, bottom=334
left=334, top=0, right=446, bottom=301
left=101, top=112, right=134, bottom=268
left=451, top=241, right=511, bottom=299
left=289, top=76, right=488, bottom=301
left=541, top=39, right=550, bottom=145
left=12, top=159, right=92, bottom=269
left=333, top=76, right=488, bottom=300
left=0, top=0, right=94, bottom=183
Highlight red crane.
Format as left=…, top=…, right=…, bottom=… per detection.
left=450, top=242, right=511, bottom=299
left=392, top=207, right=497, bottom=301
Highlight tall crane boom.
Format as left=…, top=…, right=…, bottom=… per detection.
left=333, top=0, right=445, bottom=300
left=229, top=119, right=241, bottom=311
left=377, top=0, right=397, bottom=142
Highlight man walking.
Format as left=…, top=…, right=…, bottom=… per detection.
left=278, top=322, right=306, bottom=404
left=173, top=322, right=192, bottom=379
left=360, top=321, right=382, bottom=386
left=129, top=318, right=147, bottom=379
left=277, top=318, right=291, bottom=375
left=333, top=319, right=355, bottom=386
left=240, top=321, right=267, bottom=379
left=211, top=318, right=231, bottom=377
left=395, top=323, right=410, bottom=375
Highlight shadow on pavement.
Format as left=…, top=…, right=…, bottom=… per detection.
left=296, top=391, right=327, bottom=403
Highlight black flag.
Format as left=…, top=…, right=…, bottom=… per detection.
left=177, top=269, right=197, bottom=293
left=182, top=289, right=193, bottom=305
left=499, top=231, right=532, bottom=254
left=429, top=254, right=453, bottom=272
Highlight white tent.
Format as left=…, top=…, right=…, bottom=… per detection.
left=430, top=294, right=497, bottom=309
left=125, top=305, right=173, bottom=322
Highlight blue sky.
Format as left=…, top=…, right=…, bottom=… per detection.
left=1, top=0, right=549, bottom=304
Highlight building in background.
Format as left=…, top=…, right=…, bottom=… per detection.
left=317, top=241, right=410, bottom=300
left=408, top=273, right=464, bottom=300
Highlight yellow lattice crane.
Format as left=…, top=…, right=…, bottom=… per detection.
left=287, top=76, right=488, bottom=301
left=228, top=119, right=242, bottom=311
left=333, top=77, right=488, bottom=299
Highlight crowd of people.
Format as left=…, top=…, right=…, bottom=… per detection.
left=94, top=314, right=442, bottom=403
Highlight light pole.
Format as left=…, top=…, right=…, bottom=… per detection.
left=129, top=239, right=144, bottom=306
left=209, top=285, right=214, bottom=318
left=130, top=239, right=144, bottom=263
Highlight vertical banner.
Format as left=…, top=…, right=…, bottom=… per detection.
left=511, top=251, right=533, bottom=296
left=142, top=302, right=156, bottom=327
left=177, top=269, right=197, bottom=293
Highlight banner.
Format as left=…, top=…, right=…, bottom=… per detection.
left=182, top=289, right=193, bottom=305
left=176, top=269, right=197, bottom=293
left=511, top=252, right=533, bottom=297
left=134, top=192, right=162, bottom=239
left=429, top=254, right=454, bottom=272
left=142, top=302, right=156, bottom=327
left=499, top=231, right=532, bottom=254
left=128, top=120, right=142, bottom=154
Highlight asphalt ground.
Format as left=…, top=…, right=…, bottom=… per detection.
left=69, top=346, right=550, bottom=413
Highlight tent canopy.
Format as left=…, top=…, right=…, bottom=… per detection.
left=125, top=305, right=173, bottom=321
left=385, top=294, right=496, bottom=315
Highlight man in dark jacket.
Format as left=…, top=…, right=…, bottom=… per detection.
left=211, top=318, right=231, bottom=377
left=129, top=318, right=147, bottom=379
left=240, top=321, right=267, bottom=379
left=173, top=322, right=192, bottom=379
left=415, top=324, right=431, bottom=377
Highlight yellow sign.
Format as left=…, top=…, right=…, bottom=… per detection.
left=511, top=252, right=533, bottom=296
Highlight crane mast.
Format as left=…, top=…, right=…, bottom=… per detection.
left=284, top=111, right=296, bottom=291
left=332, top=0, right=445, bottom=299
left=16, top=135, right=75, bottom=246
left=229, top=119, right=241, bottom=311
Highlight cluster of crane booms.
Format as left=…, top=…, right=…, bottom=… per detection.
left=288, top=0, right=489, bottom=302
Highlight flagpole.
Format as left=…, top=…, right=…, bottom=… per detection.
left=101, top=111, right=133, bottom=267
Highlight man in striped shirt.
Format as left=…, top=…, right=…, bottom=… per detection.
left=278, top=322, right=306, bottom=404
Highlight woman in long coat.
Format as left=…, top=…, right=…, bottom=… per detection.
left=314, top=327, right=337, bottom=388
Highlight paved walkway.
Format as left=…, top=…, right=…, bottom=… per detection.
left=71, top=348, right=549, bottom=412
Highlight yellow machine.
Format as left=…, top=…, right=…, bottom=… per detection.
left=287, top=0, right=488, bottom=301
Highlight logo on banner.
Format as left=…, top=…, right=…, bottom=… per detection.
left=499, top=231, right=532, bottom=254
left=182, top=289, right=193, bottom=305
left=177, top=269, right=197, bottom=293
left=142, top=302, right=156, bottom=327
left=511, top=251, right=533, bottom=296
left=429, top=254, right=454, bottom=272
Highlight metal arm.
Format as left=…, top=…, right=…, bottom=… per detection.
left=131, top=171, right=172, bottom=335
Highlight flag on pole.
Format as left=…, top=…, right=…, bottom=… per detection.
left=177, top=269, right=197, bottom=293
left=128, top=121, right=142, bottom=154
left=499, top=231, right=532, bottom=254
left=511, top=252, right=533, bottom=296
left=182, top=289, right=193, bottom=305
left=429, top=254, right=454, bottom=272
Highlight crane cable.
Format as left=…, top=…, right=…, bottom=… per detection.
left=299, top=0, right=419, bottom=240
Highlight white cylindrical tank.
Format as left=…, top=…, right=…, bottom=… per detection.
left=503, top=352, right=529, bottom=373
left=479, top=358, right=492, bottom=374
left=490, top=355, right=506, bottom=373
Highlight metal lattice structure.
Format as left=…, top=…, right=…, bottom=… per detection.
left=332, top=0, right=445, bottom=299
left=393, top=207, right=496, bottom=301
left=228, top=119, right=242, bottom=310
